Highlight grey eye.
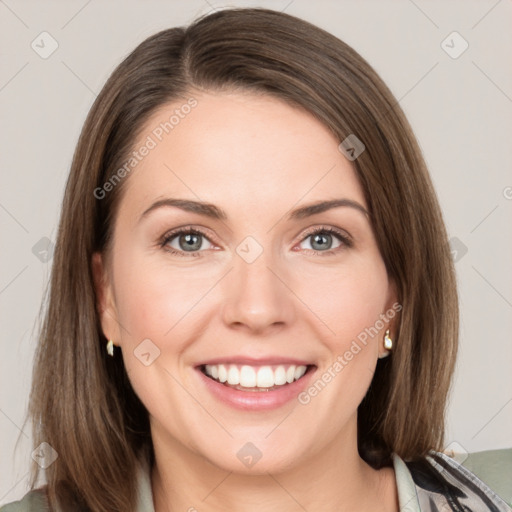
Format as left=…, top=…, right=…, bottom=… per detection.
left=166, top=231, right=213, bottom=252
left=301, top=231, right=343, bottom=251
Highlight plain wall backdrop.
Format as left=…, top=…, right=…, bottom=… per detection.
left=1, top=0, right=511, bottom=503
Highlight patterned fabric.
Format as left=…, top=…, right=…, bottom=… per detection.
left=404, top=451, right=512, bottom=512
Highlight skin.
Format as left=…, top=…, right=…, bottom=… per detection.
left=93, top=91, right=399, bottom=512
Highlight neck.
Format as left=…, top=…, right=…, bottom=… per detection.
left=150, top=421, right=398, bottom=512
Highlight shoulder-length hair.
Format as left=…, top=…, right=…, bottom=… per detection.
left=27, top=7, right=458, bottom=511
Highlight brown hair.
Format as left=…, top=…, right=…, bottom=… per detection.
left=27, top=7, right=458, bottom=511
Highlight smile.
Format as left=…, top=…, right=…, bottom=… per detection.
left=196, top=361, right=317, bottom=410
left=200, top=363, right=310, bottom=391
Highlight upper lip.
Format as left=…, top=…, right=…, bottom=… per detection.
left=195, top=356, right=315, bottom=367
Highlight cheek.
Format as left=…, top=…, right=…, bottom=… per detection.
left=294, top=254, right=389, bottom=345
left=110, top=255, right=208, bottom=426
left=296, top=256, right=389, bottom=414
left=112, top=254, right=212, bottom=343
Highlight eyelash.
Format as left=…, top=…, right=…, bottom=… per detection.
left=159, top=225, right=353, bottom=258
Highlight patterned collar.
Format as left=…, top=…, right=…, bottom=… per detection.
left=401, top=451, right=511, bottom=512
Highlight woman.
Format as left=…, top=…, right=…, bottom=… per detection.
left=1, top=7, right=509, bottom=512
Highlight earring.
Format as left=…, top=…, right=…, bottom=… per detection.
left=378, top=330, right=393, bottom=359
left=106, top=339, right=115, bottom=357
left=384, top=329, right=393, bottom=350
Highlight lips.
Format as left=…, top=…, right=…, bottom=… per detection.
left=194, top=357, right=317, bottom=410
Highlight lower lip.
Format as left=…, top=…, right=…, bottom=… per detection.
left=196, top=366, right=316, bottom=411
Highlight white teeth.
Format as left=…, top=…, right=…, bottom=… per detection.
left=256, top=366, right=274, bottom=387
left=227, top=365, right=240, bottom=385
left=203, top=363, right=309, bottom=389
left=217, top=365, right=227, bottom=383
left=294, top=365, right=307, bottom=380
left=274, top=365, right=287, bottom=385
left=240, top=365, right=256, bottom=387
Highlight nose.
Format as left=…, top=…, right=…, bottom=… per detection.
left=221, top=245, right=296, bottom=334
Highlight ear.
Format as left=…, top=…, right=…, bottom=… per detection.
left=91, top=252, right=121, bottom=345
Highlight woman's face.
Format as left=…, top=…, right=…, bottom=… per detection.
left=94, top=91, right=397, bottom=473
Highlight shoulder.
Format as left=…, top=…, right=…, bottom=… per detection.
left=405, top=450, right=512, bottom=511
left=462, top=448, right=512, bottom=507
left=0, top=488, right=49, bottom=512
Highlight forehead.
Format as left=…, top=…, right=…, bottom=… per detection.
left=120, top=91, right=366, bottom=221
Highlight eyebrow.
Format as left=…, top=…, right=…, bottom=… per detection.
left=140, top=197, right=369, bottom=222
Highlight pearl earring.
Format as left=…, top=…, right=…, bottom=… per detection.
left=384, top=329, right=393, bottom=350
left=378, top=329, right=393, bottom=359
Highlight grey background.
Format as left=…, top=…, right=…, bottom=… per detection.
left=1, top=0, right=511, bottom=503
